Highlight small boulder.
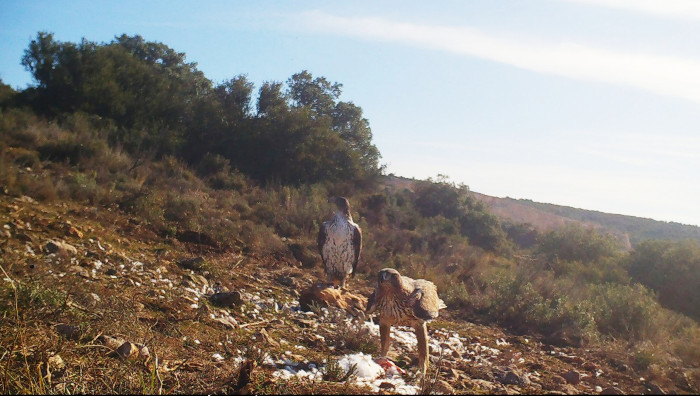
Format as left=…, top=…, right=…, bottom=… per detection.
left=97, top=335, right=125, bottom=350
left=69, top=265, right=91, bottom=278
left=66, top=225, right=83, bottom=239
left=495, top=366, right=531, bottom=387
left=55, top=324, right=81, bottom=341
left=115, top=342, right=149, bottom=360
left=177, top=257, right=205, bottom=271
left=48, top=354, right=65, bottom=371
left=644, top=382, right=666, bottom=395
left=433, top=379, right=456, bottom=394
left=562, top=370, right=581, bottom=385
left=378, top=382, right=396, bottom=391
left=276, top=275, right=297, bottom=288
left=116, top=342, right=139, bottom=359
left=209, top=291, right=242, bottom=307
left=44, top=240, right=78, bottom=256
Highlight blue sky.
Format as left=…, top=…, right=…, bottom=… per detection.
left=2, top=0, right=700, bottom=226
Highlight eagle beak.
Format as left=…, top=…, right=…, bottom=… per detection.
left=379, top=271, right=388, bottom=283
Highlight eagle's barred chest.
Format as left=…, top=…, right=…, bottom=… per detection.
left=375, top=290, right=417, bottom=326
left=322, top=215, right=357, bottom=276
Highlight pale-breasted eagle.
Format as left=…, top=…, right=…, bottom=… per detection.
left=317, top=196, right=362, bottom=289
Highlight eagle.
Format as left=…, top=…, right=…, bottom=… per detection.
left=365, top=268, right=447, bottom=374
left=317, top=196, right=362, bottom=289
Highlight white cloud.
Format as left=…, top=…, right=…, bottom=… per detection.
left=298, top=10, right=700, bottom=104
left=562, top=0, right=700, bottom=21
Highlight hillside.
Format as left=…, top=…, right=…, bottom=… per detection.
left=1, top=192, right=693, bottom=395
left=384, top=175, right=700, bottom=250
left=2, top=32, right=700, bottom=395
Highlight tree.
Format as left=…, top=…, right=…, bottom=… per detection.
left=257, top=81, right=287, bottom=117
left=332, top=101, right=380, bottom=172
left=286, top=70, right=341, bottom=117
left=21, top=32, right=83, bottom=114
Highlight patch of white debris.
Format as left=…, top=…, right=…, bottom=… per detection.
left=338, top=353, right=383, bottom=379
left=340, top=353, right=420, bottom=394
left=271, top=352, right=419, bottom=395
left=361, top=321, right=419, bottom=349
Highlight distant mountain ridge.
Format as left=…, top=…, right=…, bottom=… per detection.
left=385, top=175, right=700, bottom=249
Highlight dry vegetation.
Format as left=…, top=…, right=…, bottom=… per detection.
left=1, top=109, right=700, bottom=394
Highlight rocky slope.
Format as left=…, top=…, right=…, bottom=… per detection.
left=0, top=193, right=693, bottom=394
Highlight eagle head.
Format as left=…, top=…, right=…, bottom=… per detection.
left=377, top=268, right=402, bottom=289
left=329, top=196, right=350, bottom=210
left=329, top=196, right=352, bottom=218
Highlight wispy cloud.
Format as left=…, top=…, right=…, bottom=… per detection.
left=562, top=0, right=700, bottom=21
left=298, top=10, right=700, bottom=105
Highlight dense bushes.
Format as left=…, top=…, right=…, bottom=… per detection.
left=629, top=239, right=700, bottom=320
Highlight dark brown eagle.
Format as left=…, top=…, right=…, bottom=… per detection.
left=317, top=196, right=362, bottom=289
left=365, top=268, right=446, bottom=374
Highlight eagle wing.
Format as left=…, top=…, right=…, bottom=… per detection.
left=409, top=279, right=446, bottom=321
left=351, top=224, right=362, bottom=276
left=365, top=289, right=377, bottom=314
left=317, top=222, right=328, bottom=270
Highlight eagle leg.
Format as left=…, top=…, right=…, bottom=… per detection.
left=379, top=323, right=392, bottom=357
left=415, top=321, right=429, bottom=375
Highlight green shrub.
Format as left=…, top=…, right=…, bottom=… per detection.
left=588, top=283, right=661, bottom=341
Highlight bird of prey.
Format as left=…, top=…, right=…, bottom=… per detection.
left=365, top=268, right=447, bottom=374
left=317, top=196, right=362, bottom=289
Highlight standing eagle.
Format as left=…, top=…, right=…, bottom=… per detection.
left=317, top=196, right=362, bottom=289
left=365, top=268, right=447, bottom=374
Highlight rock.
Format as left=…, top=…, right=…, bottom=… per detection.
left=67, top=226, right=83, bottom=239
left=600, top=386, right=624, bottom=395
left=98, top=335, right=125, bottom=350
left=583, top=361, right=599, bottom=371
left=48, top=354, right=65, bottom=371
left=177, top=257, right=205, bottom=271
left=55, top=324, right=81, bottom=341
left=562, top=370, right=581, bottom=385
left=276, top=275, right=297, bottom=288
left=213, top=316, right=238, bottom=329
left=209, top=291, right=242, bottom=307
left=644, top=382, right=666, bottom=395
left=559, top=384, right=580, bottom=394
left=138, top=344, right=150, bottom=359
left=378, top=381, right=396, bottom=391
left=433, top=379, right=456, bottom=394
left=469, top=379, right=497, bottom=392
left=88, top=293, right=101, bottom=306
left=298, top=283, right=367, bottom=317
left=69, top=265, right=91, bottom=278
left=253, top=328, right=279, bottom=348
left=44, top=240, right=78, bottom=256
left=115, top=342, right=148, bottom=360
left=116, top=342, right=139, bottom=359
left=496, top=366, right=531, bottom=386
